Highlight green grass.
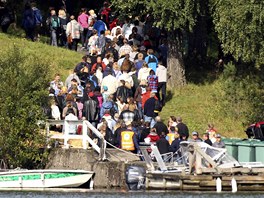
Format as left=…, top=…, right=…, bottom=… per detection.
left=0, top=32, right=246, bottom=138
left=160, top=82, right=246, bottom=138
left=0, top=32, right=82, bottom=80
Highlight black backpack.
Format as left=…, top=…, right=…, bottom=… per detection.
left=147, top=55, right=157, bottom=64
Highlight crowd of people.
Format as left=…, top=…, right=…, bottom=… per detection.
left=41, top=2, right=225, bottom=155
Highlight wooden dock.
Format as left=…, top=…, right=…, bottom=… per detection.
left=146, top=167, right=264, bottom=191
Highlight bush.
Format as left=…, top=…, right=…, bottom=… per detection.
left=218, top=62, right=264, bottom=126
left=0, top=46, right=50, bottom=169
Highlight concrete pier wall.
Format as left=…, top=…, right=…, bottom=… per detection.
left=45, top=148, right=145, bottom=189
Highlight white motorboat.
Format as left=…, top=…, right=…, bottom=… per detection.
left=0, top=169, right=94, bottom=188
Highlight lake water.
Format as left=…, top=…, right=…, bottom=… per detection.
left=0, top=190, right=263, bottom=198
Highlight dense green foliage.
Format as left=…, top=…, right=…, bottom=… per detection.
left=211, top=0, right=264, bottom=66
left=0, top=34, right=81, bottom=168
left=0, top=47, right=50, bottom=168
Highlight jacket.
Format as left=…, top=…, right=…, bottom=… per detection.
left=82, top=98, right=99, bottom=121
left=116, top=85, right=132, bottom=103
left=156, top=137, right=170, bottom=154
left=156, top=64, right=167, bottom=82
left=144, top=97, right=157, bottom=117
left=147, top=132, right=160, bottom=143
left=66, top=19, right=83, bottom=39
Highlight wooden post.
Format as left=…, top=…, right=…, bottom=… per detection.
left=196, top=151, right=202, bottom=175
left=64, top=120, right=69, bottom=148
left=188, top=144, right=195, bottom=174
left=82, top=120, right=87, bottom=149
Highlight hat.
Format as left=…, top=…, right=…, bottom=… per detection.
left=103, top=86, right=108, bottom=91
left=215, top=134, right=221, bottom=138
left=192, top=131, right=198, bottom=136
left=125, top=121, right=132, bottom=126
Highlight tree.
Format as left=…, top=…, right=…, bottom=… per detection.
left=211, top=0, right=264, bottom=67
left=0, top=46, right=50, bottom=169
left=111, top=0, right=202, bottom=86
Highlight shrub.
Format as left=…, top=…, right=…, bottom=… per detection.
left=0, top=46, right=50, bottom=169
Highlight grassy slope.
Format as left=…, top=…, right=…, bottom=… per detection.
left=160, top=83, right=245, bottom=138
left=0, top=33, right=246, bottom=138
left=0, top=33, right=82, bottom=80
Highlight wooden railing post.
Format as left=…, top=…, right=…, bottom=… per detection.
left=64, top=120, right=69, bottom=148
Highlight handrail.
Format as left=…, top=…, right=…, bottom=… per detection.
left=45, top=119, right=106, bottom=161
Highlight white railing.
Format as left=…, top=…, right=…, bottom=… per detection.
left=45, top=119, right=106, bottom=160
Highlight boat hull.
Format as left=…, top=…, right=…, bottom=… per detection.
left=0, top=170, right=94, bottom=188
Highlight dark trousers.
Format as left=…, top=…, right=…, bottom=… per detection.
left=158, top=82, right=167, bottom=105
left=81, top=28, right=88, bottom=47
left=68, top=39, right=79, bottom=51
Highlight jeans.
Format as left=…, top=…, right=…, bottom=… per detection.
left=137, top=102, right=143, bottom=120
left=50, top=30, right=58, bottom=46
left=144, top=115, right=156, bottom=128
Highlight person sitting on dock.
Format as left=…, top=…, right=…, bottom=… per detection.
left=212, top=134, right=225, bottom=148
left=203, top=132, right=212, bottom=146
left=190, top=131, right=202, bottom=142
left=156, top=132, right=170, bottom=156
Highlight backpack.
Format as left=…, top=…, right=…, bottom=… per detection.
left=51, top=16, right=60, bottom=29
left=147, top=55, right=157, bottom=64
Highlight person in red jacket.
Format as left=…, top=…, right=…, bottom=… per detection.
left=146, top=128, right=160, bottom=143
left=91, top=56, right=106, bottom=73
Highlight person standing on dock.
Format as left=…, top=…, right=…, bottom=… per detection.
left=118, top=121, right=139, bottom=153
left=176, top=117, right=189, bottom=139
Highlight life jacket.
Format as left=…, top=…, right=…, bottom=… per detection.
left=167, top=133, right=175, bottom=145
left=121, top=131, right=135, bottom=151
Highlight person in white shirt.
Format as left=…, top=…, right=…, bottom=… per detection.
left=156, top=61, right=167, bottom=106
left=138, top=62, right=151, bottom=82
left=65, top=108, right=78, bottom=134
left=101, top=70, right=118, bottom=95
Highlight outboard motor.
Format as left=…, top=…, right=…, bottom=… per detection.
left=125, top=166, right=146, bottom=190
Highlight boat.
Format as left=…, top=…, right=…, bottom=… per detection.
left=0, top=169, right=94, bottom=188
left=126, top=142, right=264, bottom=191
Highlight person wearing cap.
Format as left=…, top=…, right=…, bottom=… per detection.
left=118, top=120, right=139, bottom=153
left=190, top=131, right=202, bottom=142
left=203, top=132, right=212, bottom=146
left=212, top=134, right=225, bottom=148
